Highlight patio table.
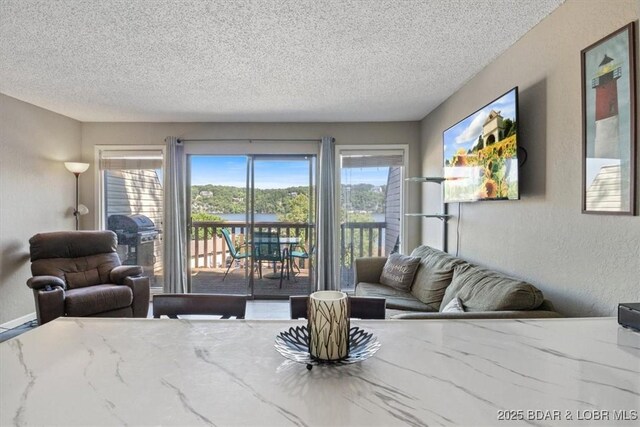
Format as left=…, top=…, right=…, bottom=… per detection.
left=253, top=236, right=301, bottom=281
left=1, top=317, right=638, bottom=426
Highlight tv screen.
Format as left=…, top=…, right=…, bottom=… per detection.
left=443, top=87, right=520, bottom=203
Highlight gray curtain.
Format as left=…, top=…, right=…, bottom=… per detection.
left=316, top=136, right=338, bottom=290
left=163, top=137, right=189, bottom=293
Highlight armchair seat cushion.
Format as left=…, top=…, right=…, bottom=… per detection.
left=356, top=282, right=436, bottom=312
left=65, top=284, right=133, bottom=317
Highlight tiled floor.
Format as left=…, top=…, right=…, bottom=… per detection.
left=245, top=300, right=291, bottom=319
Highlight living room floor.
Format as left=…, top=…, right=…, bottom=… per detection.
left=0, top=300, right=291, bottom=343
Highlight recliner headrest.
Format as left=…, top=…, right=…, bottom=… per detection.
left=29, top=231, right=117, bottom=261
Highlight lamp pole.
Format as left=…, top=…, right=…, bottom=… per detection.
left=73, top=172, right=80, bottom=230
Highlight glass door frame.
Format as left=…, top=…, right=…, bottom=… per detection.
left=334, top=144, right=409, bottom=290
left=248, top=154, right=316, bottom=298
left=186, top=154, right=252, bottom=296
left=94, top=144, right=167, bottom=290
left=186, top=152, right=317, bottom=299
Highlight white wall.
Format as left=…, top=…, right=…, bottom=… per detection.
left=0, top=94, right=82, bottom=324
left=420, top=0, right=640, bottom=316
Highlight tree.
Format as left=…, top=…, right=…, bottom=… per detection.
left=278, top=193, right=309, bottom=223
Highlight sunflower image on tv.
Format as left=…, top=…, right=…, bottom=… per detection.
left=443, top=88, right=520, bottom=203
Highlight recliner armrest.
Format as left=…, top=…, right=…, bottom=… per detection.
left=110, top=265, right=143, bottom=285
left=123, top=276, right=150, bottom=318
left=27, top=275, right=66, bottom=290
left=34, top=287, right=65, bottom=325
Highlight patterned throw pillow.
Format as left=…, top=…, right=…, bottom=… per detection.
left=379, top=253, right=421, bottom=292
left=441, top=297, right=465, bottom=313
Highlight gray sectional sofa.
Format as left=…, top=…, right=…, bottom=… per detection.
left=354, top=245, right=560, bottom=319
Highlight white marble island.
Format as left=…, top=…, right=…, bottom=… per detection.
left=1, top=317, right=638, bottom=426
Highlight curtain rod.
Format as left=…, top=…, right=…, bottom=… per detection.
left=178, top=138, right=323, bottom=143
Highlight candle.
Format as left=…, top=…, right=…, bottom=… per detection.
left=308, top=291, right=350, bottom=361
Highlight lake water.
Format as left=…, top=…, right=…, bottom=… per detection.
left=217, top=213, right=385, bottom=222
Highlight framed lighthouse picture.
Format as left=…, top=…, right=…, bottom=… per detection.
left=581, top=22, right=636, bottom=215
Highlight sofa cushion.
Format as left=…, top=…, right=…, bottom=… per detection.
left=356, top=282, right=435, bottom=312
left=440, top=264, right=544, bottom=312
left=65, top=284, right=133, bottom=317
left=409, top=246, right=465, bottom=310
left=379, top=253, right=421, bottom=292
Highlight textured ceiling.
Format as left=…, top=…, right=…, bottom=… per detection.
left=0, top=0, right=564, bottom=122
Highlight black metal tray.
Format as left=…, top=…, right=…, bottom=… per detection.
left=274, top=325, right=380, bottom=369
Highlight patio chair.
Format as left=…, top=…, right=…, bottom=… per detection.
left=253, top=230, right=285, bottom=287
left=289, top=295, right=386, bottom=319
left=153, top=294, right=246, bottom=319
left=221, top=228, right=251, bottom=281
left=289, top=244, right=313, bottom=278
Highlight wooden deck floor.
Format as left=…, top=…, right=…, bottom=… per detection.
left=190, top=266, right=313, bottom=298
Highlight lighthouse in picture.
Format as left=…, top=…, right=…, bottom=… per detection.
left=592, top=54, right=622, bottom=158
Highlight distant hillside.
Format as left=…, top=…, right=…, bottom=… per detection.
left=191, top=184, right=386, bottom=214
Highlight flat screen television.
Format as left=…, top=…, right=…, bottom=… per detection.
left=443, top=87, right=520, bottom=203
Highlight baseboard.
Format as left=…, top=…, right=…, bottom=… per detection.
left=1, top=312, right=37, bottom=330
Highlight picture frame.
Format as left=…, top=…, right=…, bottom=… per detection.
left=581, top=22, right=637, bottom=215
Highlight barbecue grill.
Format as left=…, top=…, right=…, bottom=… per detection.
left=107, top=214, right=159, bottom=272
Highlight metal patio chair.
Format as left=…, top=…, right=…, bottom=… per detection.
left=253, top=230, right=286, bottom=287
left=221, top=228, right=251, bottom=281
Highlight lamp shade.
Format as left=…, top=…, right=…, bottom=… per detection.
left=64, top=162, right=90, bottom=174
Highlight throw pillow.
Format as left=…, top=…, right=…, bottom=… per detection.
left=379, top=253, right=421, bottom=292
left=441, top=297, right=465, bottom=313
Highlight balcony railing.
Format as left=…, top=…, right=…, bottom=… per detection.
left=190, top=220, right=386, bottom=270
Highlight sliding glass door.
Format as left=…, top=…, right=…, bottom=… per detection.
left=188, top=156, right=251, bottom=294
left=250, top=156, right=316, bottom=298
left=187, top=154, right=316, bottom=298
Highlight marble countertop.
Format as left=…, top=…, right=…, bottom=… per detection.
left=1, top=317, right=638, bottom=426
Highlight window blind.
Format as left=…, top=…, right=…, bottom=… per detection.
left=340, top=150, right=404, bottom=168
left=99, top=150, right=163, bottom=170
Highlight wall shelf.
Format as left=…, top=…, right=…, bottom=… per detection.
left=405, top=177, right=447, bottom=183
left=405, top=213, right=451, bottom=221
left=405, top=177, right=464, bottom=183
left=405, top=176, right=449, bottom=251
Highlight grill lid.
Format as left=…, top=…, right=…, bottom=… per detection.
left=108, top=214, right=156, bottom=233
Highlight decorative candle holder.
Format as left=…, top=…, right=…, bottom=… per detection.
left=308, top=291, right=350, bottom=361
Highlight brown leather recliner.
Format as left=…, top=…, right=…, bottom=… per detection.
left=26, top=230, right=150, bottom=325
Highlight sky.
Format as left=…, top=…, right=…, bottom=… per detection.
left=190, top=156, right=389, bottom=188
left=443, top=88, right=517, bottom=162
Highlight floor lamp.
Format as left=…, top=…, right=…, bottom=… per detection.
left=64, top=162, right=90, bottom=230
